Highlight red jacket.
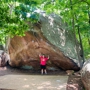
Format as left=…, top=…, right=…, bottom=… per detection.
left=40, top=56, right=49, bottom=65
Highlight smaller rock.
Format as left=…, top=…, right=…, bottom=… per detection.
left=81, top=59, right=90, bottom=90
left=66, top=70, right=74, bottom=75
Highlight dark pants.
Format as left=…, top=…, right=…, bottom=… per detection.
left=40, top=65, right=46, bottom=69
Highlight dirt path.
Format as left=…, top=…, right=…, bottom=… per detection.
left=0, top=66, right=68, bottom=90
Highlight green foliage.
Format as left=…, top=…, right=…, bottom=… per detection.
left=0, top=0, right=39, bottom=45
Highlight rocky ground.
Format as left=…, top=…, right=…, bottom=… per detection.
left=0, top=65, right=84, bottom=90
left=66, top=72, right=84, bottom=90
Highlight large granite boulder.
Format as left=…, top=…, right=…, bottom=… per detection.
left=81, top=60, right=90, bottom=90
left=8, top=14, right=83, bottom=70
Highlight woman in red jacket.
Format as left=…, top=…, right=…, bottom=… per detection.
left=39, top=54, right=49, bottom=75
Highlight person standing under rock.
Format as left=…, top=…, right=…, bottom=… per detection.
left=39, top=53, right=49, bottom=75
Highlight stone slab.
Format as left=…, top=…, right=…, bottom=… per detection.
left=0, top=74, right=68, bottom=90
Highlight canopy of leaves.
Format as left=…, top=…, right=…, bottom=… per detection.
left=0, top=0, right=40, bottom=44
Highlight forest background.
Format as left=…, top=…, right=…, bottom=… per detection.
left=0, top=0, right=90, bottom=61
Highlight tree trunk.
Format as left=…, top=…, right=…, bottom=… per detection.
left=70, top=0, right=82, bottom=67
left=88, top=38, right=90, bottom=46
left=75, top=14, right=85, bottom=63
left=88, top=7, right=90, bottom=46
left=5, top=36, right=10, bottom=54
left=77, top=25, right=85, bottom=63
left=4, top=3, right=15, bottom=53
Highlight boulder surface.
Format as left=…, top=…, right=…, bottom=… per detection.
left=9, top=14, right=83, bottom=71
left=81, top=60, right=90, bottom=90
